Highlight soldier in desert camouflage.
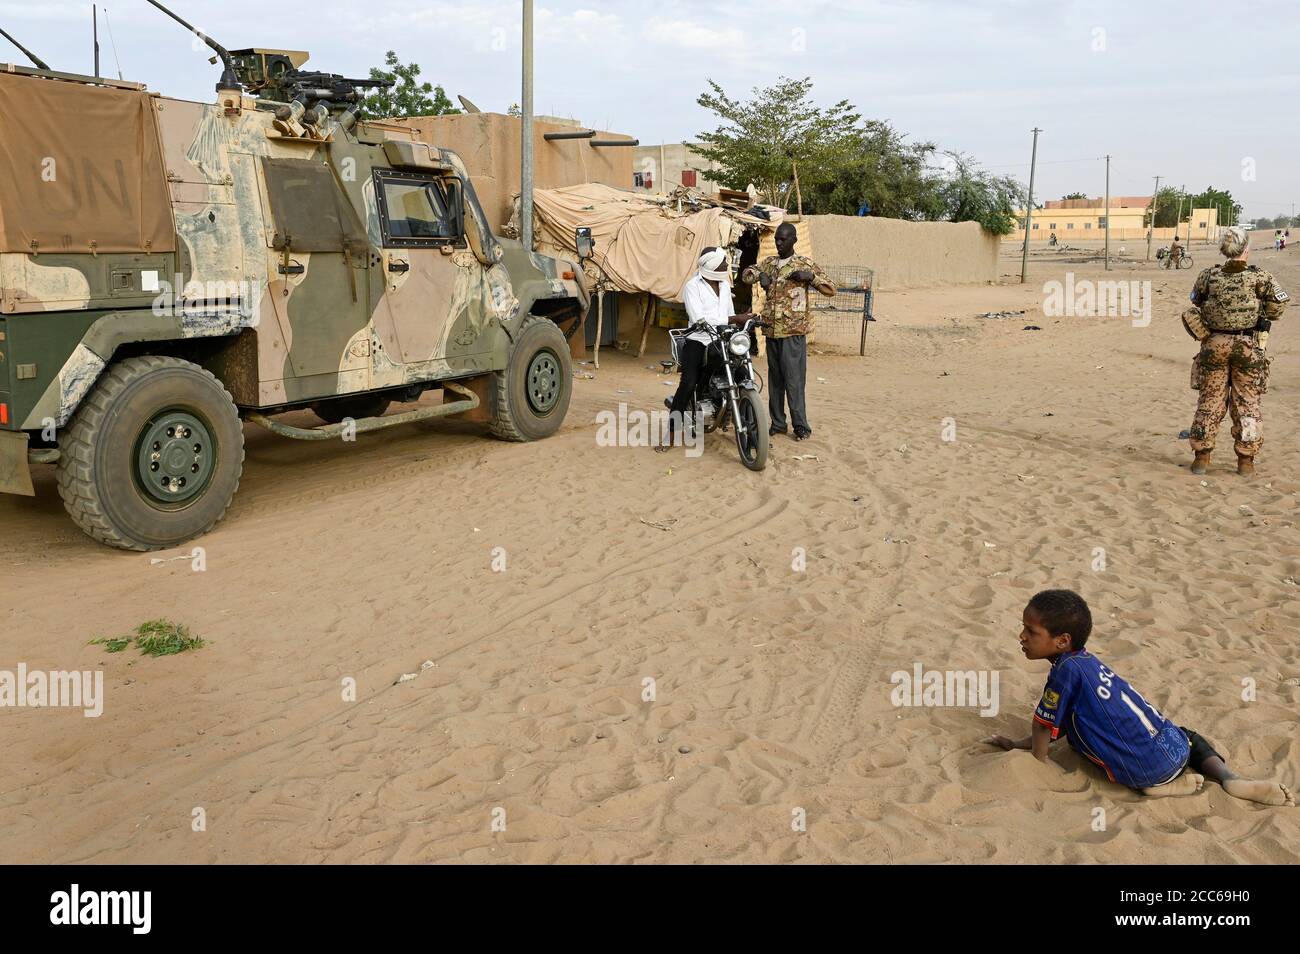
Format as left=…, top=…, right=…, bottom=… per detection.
left=1185, top=226, right=1289, bottom=476
left=741, top=223, right=835, bottom=441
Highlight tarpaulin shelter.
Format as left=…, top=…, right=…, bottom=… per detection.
left=509, top=183, right=781, bottom=302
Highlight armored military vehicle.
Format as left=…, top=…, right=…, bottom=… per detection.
left=0, top=5, right=587, bottom=550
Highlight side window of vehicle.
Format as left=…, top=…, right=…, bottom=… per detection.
left=374, top=170, right=461, bottom=248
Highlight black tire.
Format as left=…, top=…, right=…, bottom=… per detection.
left=311, top=394, right=391, bottom=424
left=57, top=356, right=244, bottom=551
left=733, top=389, right=770, bottom=471
left=1180, top=255, right=1194, bottom=270
left=489, top=315, right=572, bottom=441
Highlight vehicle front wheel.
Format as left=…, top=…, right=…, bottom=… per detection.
left=57, top=356, right=245, bottom=551
left=734, top=388, right=770, bottom=471
left=489, top=315, right=572, bottom=441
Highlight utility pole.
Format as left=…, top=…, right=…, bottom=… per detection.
left=520, top=0, right=534, bottom=252
left=1146, top=175, right=1160, bottom=261
left=1175, top=183, right=1185, bottom=243
left=1019, top=127, right=1041, bottom=284
left=1104, top=154, right=1111, bottom=270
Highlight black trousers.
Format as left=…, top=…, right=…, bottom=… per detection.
left=668, top=339, right=708, bottom=428
left=766, top=334, right=809, bottom=433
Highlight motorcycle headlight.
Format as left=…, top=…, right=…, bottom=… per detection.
left=728, top=333, right=751, bottom=356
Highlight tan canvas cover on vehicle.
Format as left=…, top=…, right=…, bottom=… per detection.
left=518, top=184, right=779, bottom=302
left=0, top=73, right=175, bottom=253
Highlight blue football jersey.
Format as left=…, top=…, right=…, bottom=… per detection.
left=1033, top=650, right=1189, bottom=789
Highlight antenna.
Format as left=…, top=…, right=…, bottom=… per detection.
left=143, top=0, right=241, bottom=92
left=103, top=8, right=125, bottom=80
left=93, top=5, right=101, bottom=79
left=0, top=26, right=51, bottom=70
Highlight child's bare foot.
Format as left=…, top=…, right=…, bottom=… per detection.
left=1141, top=773, right=1204, bottom=798
left=1222, top=779, right=1295, bottom=806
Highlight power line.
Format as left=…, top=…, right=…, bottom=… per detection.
left=983, top=156, right=1107, bottom=169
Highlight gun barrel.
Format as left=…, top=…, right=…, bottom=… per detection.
left=0, top=26, right=50, bottom=70
left=143, top=0, right=242, bottom=91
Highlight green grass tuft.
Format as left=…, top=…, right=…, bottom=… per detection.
left=90, top=619, right=205, bottom=657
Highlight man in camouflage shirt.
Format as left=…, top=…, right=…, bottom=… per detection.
left=741, top=222, right=835, bottom=440
left=1186, top=226, right=1289, bottom=475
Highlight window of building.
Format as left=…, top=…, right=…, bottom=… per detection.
left=1049, top=222, right=1056, bottom=229
left=1031, top=223, right=1039, bottom=230
left=633, top=171, right=654, bottom=189
left=1084, top=222, right=1092, bottom=229
left=1067, top=223, right=1075, bottom=229
left=1098, top=217, right=1107, bottom=227
left=682, top=170, right=698, bottom=187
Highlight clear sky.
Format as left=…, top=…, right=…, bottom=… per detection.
left=3, top=0, right=1297, bottom=220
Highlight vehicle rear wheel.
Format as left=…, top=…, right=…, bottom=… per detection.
left=489, top=315, right=572, bottom=441
left=57, top=356, right=244, bottom=551
left=734, top=389, right=769, bottom=471
left=311, top=394, right=391, bottom=424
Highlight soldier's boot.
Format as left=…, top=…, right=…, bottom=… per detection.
left=1191, top=450, right=1212, bottom=475
left=1236, top=454, right=1255, bottom=477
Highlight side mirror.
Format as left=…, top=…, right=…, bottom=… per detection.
left=575, top=226, right=595, bottom=260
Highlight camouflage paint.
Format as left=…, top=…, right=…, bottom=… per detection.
left=1, top=75, right=586, bottom=445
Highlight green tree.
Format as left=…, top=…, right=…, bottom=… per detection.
left=1062, top=191, right=1090, bottom=200
left=1148, top=186, right=1185, bottom=228
left=933, top=151, right=1024, bottom=235
left=360, top=51, right=460, bottom=119
left=804, top=121, right=942, bottom=219
left=692, top=76, right=862, bottom=209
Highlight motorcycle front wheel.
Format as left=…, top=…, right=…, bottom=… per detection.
left=733, top=389, right=770, bottom=471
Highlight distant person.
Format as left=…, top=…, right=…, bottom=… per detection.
left=1048, top=231, right=1058, bottom=246
left=1164, top=235, right=1183, bottom=269
left=732, top=228, right=760, bottom=314
left=984, top=589, right=1294, bottom=806
left=741, top=222, right=835, bottom=441
left=1186, top=226, right=1289, bottom=476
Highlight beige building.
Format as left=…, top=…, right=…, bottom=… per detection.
left=1009, top=195, right=1221, bottom=243
left=631, top=142, right=726, bottom=195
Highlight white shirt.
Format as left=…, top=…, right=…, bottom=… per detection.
left=681, top=271, right=735, bottom=345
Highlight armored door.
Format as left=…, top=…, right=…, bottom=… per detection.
left=259, top=156, right=371, bottom=399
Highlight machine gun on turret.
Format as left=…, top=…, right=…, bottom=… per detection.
left=144, top=2, right=394, bottom=130
left=227, top=49, right=393, bottom=112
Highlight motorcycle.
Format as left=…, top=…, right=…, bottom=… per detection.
left=663, top=316, right=770, bottom=471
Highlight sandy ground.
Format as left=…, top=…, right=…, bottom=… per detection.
left=1, top=238, right=1297, bottom=864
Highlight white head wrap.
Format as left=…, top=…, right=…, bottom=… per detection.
left=698, top=247, right=729, bottom=282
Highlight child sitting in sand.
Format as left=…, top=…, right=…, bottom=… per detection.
left=984, top=589, right=1293, bottom=806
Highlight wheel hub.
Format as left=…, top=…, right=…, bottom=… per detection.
left=135, top=411, right=214, bottom=504
left=526, top=350, right=560, bottom=414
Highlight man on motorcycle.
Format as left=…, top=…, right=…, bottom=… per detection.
left=657, top=247, right=752, bottom=453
